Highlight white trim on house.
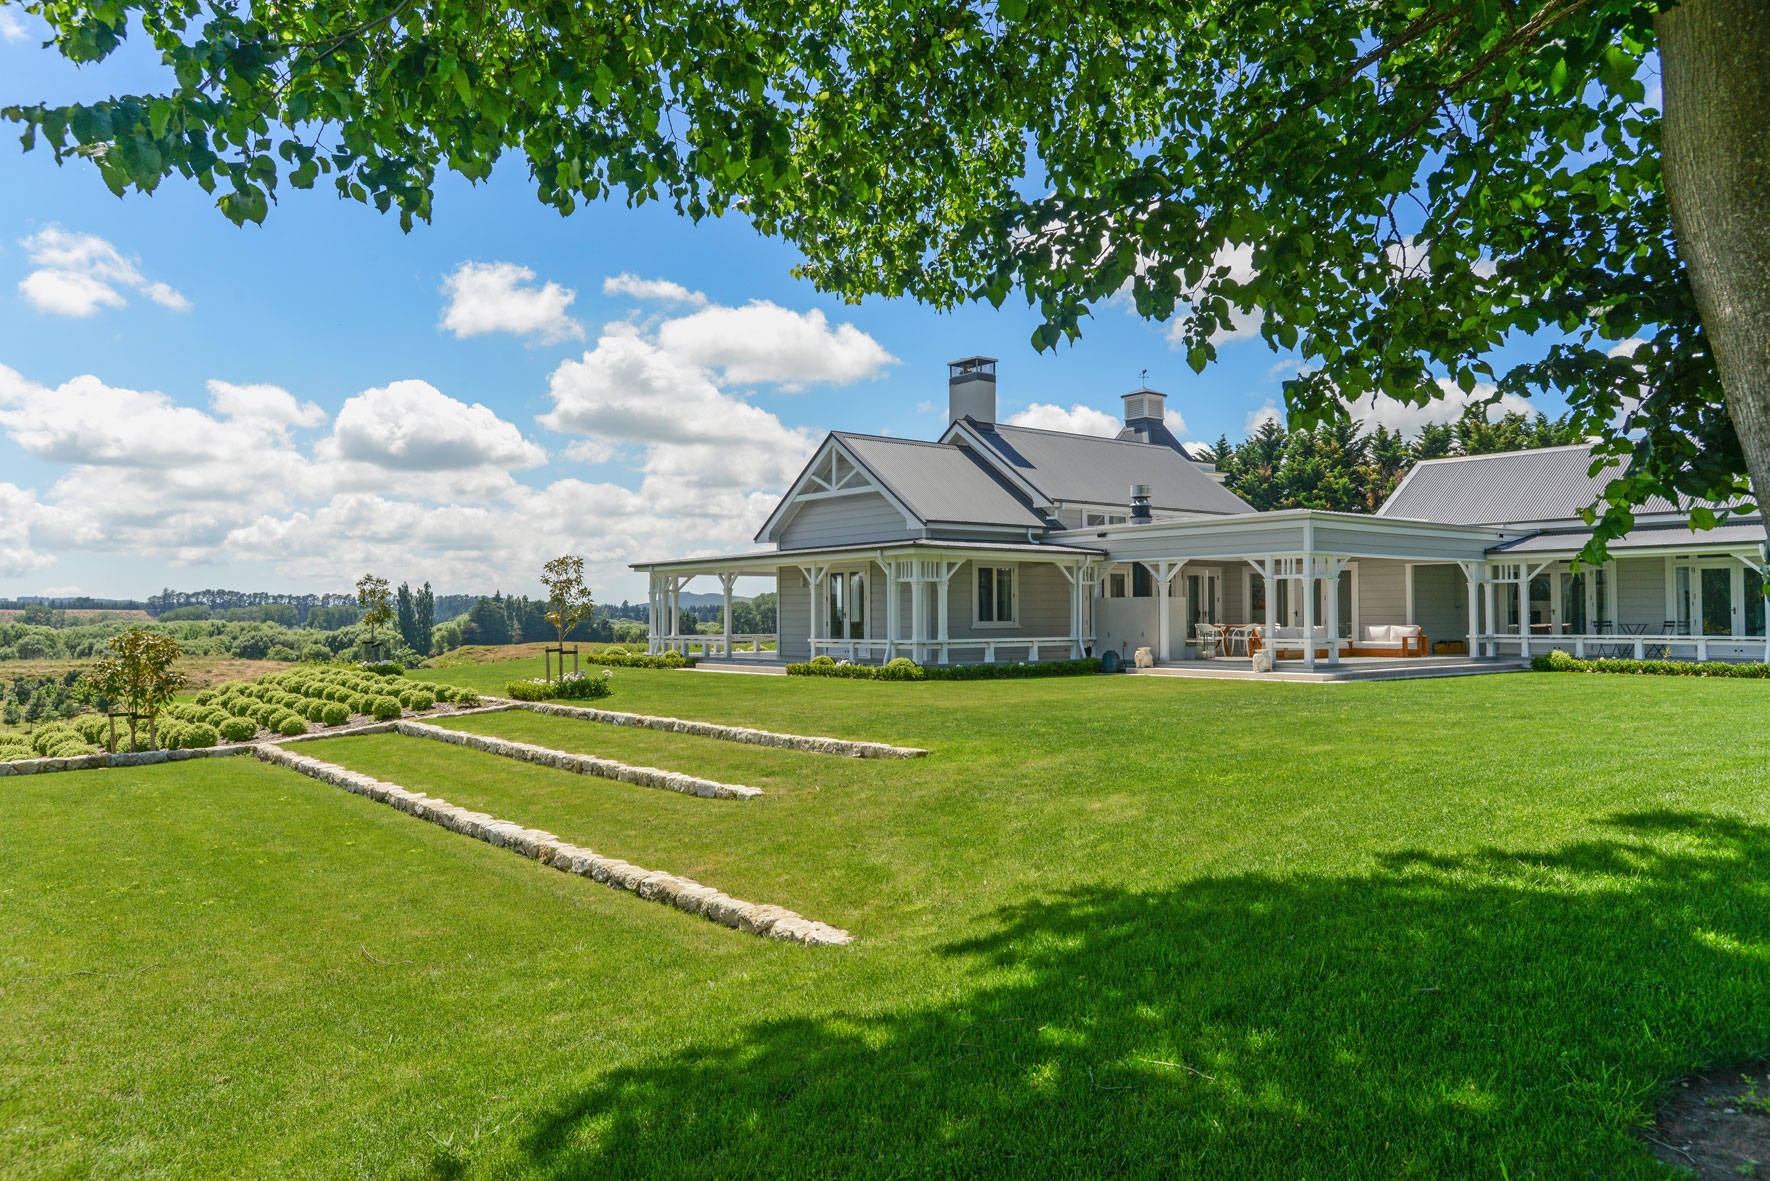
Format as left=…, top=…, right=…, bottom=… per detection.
left=754, top=436, right=923, bottom=544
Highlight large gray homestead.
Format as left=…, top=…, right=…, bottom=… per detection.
left=633, top=358, right=1770, bottom=670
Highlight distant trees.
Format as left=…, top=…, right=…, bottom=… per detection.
left=1206, top=407, right=1584, bottom=514
left=304, top=604, right=361, bottom=631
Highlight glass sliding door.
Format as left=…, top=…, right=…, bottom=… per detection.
left=1701, top=566, right=1734, bottom=635
left=1748, top=567, right=1766, bottom=638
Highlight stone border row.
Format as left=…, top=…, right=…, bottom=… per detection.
left=490, top=698, right=929, bottom=759
left=393, top=719, right=761, bottom=799
left=0, top=704, right=520, bottom=778
left=254, top=744, right=850, bottom=945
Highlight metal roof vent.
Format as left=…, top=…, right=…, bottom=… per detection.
left=1129, top=483, right=1153, bottom=522
left=948, top=356, right=997, bottom=424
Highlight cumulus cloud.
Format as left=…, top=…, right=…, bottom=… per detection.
left=321, top=379, right=546, bottom=474
left=1246, top=402, right=1283, bottom=432
left=0, top=8, right=27, bottom=39
left=1006, top=403, right=1125, bottom=437
left=207, top=380, right=326, bottom=428
left=603, top=273, right=707, bottom=306
left=540, top=325, right=818, bottom=502
left=16, top=226, right=190, bottom=317
left=439, top=261, right=584, bottom=343
left=653, top=301, right=897, bottom=389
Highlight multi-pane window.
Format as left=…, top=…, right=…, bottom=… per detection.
left=976, top=566, right=1016, bottom=624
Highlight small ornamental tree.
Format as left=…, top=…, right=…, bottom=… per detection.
left=540, top=555, right=596, bottom=680
left=356, top=574, right=394, bottom=660
left=82, top=628, right=188, bottom=751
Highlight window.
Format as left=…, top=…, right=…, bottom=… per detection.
left=1108, top=572, right=1128, bottom=599
left=1132, top=564, right=1153, bottom=598
left=976, top=565, right=1017, bottom=624
left=1749, top=567, right=1766, bottom=638
left=1083, top=512, right=1130, bottom=527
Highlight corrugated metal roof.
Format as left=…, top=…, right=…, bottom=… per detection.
left=1379, top=444, right=1684, bottom=525
left=963, top=422, right=1255, bottom=515
left=832, top=433, right=1049, bottom=528
left=1490, top=520, right=1767, bottom=555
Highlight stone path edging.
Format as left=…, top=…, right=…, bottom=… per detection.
left=394, top=719, right=761, bottom=799
left=490, top=698, right=929, bottom=759
left=0, top=704, right=518, bottom=777
left=0, top=743, right=254, bottom=776
left=253, top=744, right=850, bottom=946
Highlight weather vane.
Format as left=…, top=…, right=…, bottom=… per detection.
left=1140, top=367, right=1148, bottom=387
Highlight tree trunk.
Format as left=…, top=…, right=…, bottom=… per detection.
left=148, top=712, right=157, bottom=752
left=1657, top=0, right=1770, bottom=550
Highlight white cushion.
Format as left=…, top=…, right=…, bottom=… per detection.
left=1361, top=625, right=1384, bottom=642
left=1395, top=625, right=1420, bottom=639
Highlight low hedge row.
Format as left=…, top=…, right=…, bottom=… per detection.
left=786, top=656, right=1103, bottom=681
left=506, top=671, right=614, bottom=701
left=580, top=651, right=696, bottom=670
left=1532, top=649, right=1770, bottom=678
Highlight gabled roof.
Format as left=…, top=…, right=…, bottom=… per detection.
left=949, top=420, right=1255, bottom=516
left=1379, top=443, right=1681, bottom=526
left=831, top=432, right=1048, bottom=528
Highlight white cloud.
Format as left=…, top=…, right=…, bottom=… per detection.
left=1343, top=379, right=1534, bottom=437
left=0, top=8, right=27, bottom=39
left=1006, top=403, right=1124, bottom=437
left=321, top=379, right=546, bottom=474
left=654, top=301, right=897, bottom=389
left=602, top=273, right=707, bottom=306
left=916, top=400, right=939, bottom=416
left=539, top=325, right=818, bottom=501
left=1246, top=402, right=1283, bottom=432
left=16, top=226, right=189, bottom=317
left=439, top=261, right=584, bottom=343
left=207, top=380, right=326, bottom=428
left=142, top=281, right=192, bottom=312
left=1608, top=337, right=1647, bottom=359
left=0, top=483, right=55, bottom=577
left=563, top=439, right=617, bottom=464
left=0, top=284, right=875, bottom=595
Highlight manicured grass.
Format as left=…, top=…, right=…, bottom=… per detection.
left=7, top=664, right=1770, bottom=1177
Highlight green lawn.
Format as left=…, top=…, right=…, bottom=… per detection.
left=7, top=662, right=1770, bottom=1178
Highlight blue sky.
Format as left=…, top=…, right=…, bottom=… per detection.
left=0, top=10, right=1561, bottom=603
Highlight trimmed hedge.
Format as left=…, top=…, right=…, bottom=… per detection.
left=787, top=657, right=1103, bottom=681
left=578, top=650, right=696, bottom=670
left=1532, top=648, right=1770, bottom=678
left=506, top=673, right=613, bottom=702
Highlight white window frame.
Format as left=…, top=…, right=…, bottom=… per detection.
left=973, top=562, right=1020, bottom=628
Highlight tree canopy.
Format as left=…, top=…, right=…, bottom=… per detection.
left=8, top=0, right=1766, bottom=560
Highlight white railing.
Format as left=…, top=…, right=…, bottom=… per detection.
left=810, top=635, right=1085, bottom=664
left=655, top=633, right=777, bottom=657
left=1478, top=632, right=1767, bottom=661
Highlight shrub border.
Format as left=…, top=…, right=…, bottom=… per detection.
left=786, top=657, right=1103, bottom=682
left=1532, top=650, right=1770, bottom=678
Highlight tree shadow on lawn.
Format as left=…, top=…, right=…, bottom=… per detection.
left=515, top=811, right=1770, bottom=1179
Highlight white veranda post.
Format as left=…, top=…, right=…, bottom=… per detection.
left=718, top=572, right=737, bottom=655
left=1458, top=561, right=1483, bottom=657
left=1317, top=556, right=1349, bottom=667
left=1151, top=560, right=1187, bottom=661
